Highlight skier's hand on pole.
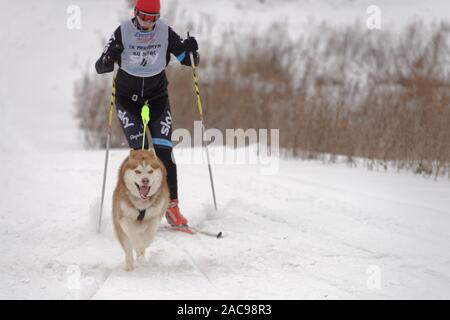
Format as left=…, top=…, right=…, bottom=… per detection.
left=103, top=44, right=123, bottom=65
left=184, top=33, right=200, bottom=66
left=184, top=36, right=198, bottom=52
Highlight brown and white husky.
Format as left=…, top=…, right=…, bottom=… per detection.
left=112, top=149, right=169, bottom=271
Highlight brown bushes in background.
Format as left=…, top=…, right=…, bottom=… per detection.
left=75, top=20, right=450, bottom=177
left=74, top=72, right=128, bottom=148
left=167, top=21, right=450, bottom=176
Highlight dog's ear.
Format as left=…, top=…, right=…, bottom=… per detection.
left=119, top=156, right=130, bottom=178
left=130, top=149, right=139, bottom=158
left=148, top=148, right=156, bottom=158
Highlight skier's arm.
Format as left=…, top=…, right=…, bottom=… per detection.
left=168, top=27, right=200, bottom=67
left=95, top=27, right=124, bottom=74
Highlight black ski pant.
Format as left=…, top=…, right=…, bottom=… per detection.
left=115, top=94, right=178, bottom=199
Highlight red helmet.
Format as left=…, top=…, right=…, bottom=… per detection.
left=135, top=0, right=160, bottom=13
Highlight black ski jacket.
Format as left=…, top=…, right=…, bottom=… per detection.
left=95, top=18, right=197, bottom=100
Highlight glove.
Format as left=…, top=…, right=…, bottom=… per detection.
left=180, top=50, right=200, bottom=67
left=102, top=44, right=123, bottom=65
left=191, top=51, right=200, bottom=67
left=183, top=36, right=199, bottom=52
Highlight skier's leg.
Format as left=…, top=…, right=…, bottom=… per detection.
left=115, top=95, right=148, bottom=150
left=154, top=148, right=178, bottom=198
left=149, top=96, right=187, bottom=226
left=148, top=96, right=177, bottom=199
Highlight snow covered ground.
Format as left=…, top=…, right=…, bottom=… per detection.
left=0, top=0, right=450, bottom=300
left=1, top=149, right=449, bottom=299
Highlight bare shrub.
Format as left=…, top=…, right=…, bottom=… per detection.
left=74, top=71, right=128, bottom=148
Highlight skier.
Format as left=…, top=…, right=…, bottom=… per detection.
left=95, top=0, right=199, bottom=228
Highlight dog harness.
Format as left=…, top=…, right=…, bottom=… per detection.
left=137, top=209, right=146, bottom=221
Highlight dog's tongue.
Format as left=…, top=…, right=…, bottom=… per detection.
left=139, top=185, right=150, bottom=198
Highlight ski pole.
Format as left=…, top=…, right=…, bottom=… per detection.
left=98, top=72, right=117, bottom=233
left=187, top=32, right=218, bottom=211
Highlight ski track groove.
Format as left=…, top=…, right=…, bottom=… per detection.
left=182, top=247, right=217, bottom=289
left=86, top=267, right=116, bottom=300
left=162, top=234, right=216, bottom=286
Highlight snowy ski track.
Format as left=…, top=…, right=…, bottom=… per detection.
left=0, top=150, right=449, bottom=299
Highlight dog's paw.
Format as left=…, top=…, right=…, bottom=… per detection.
left=136, top=255, right=147, bottom=266
left=125, top=260, right=134, bottom=272
left=124, top=265, right=134, bottom=272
